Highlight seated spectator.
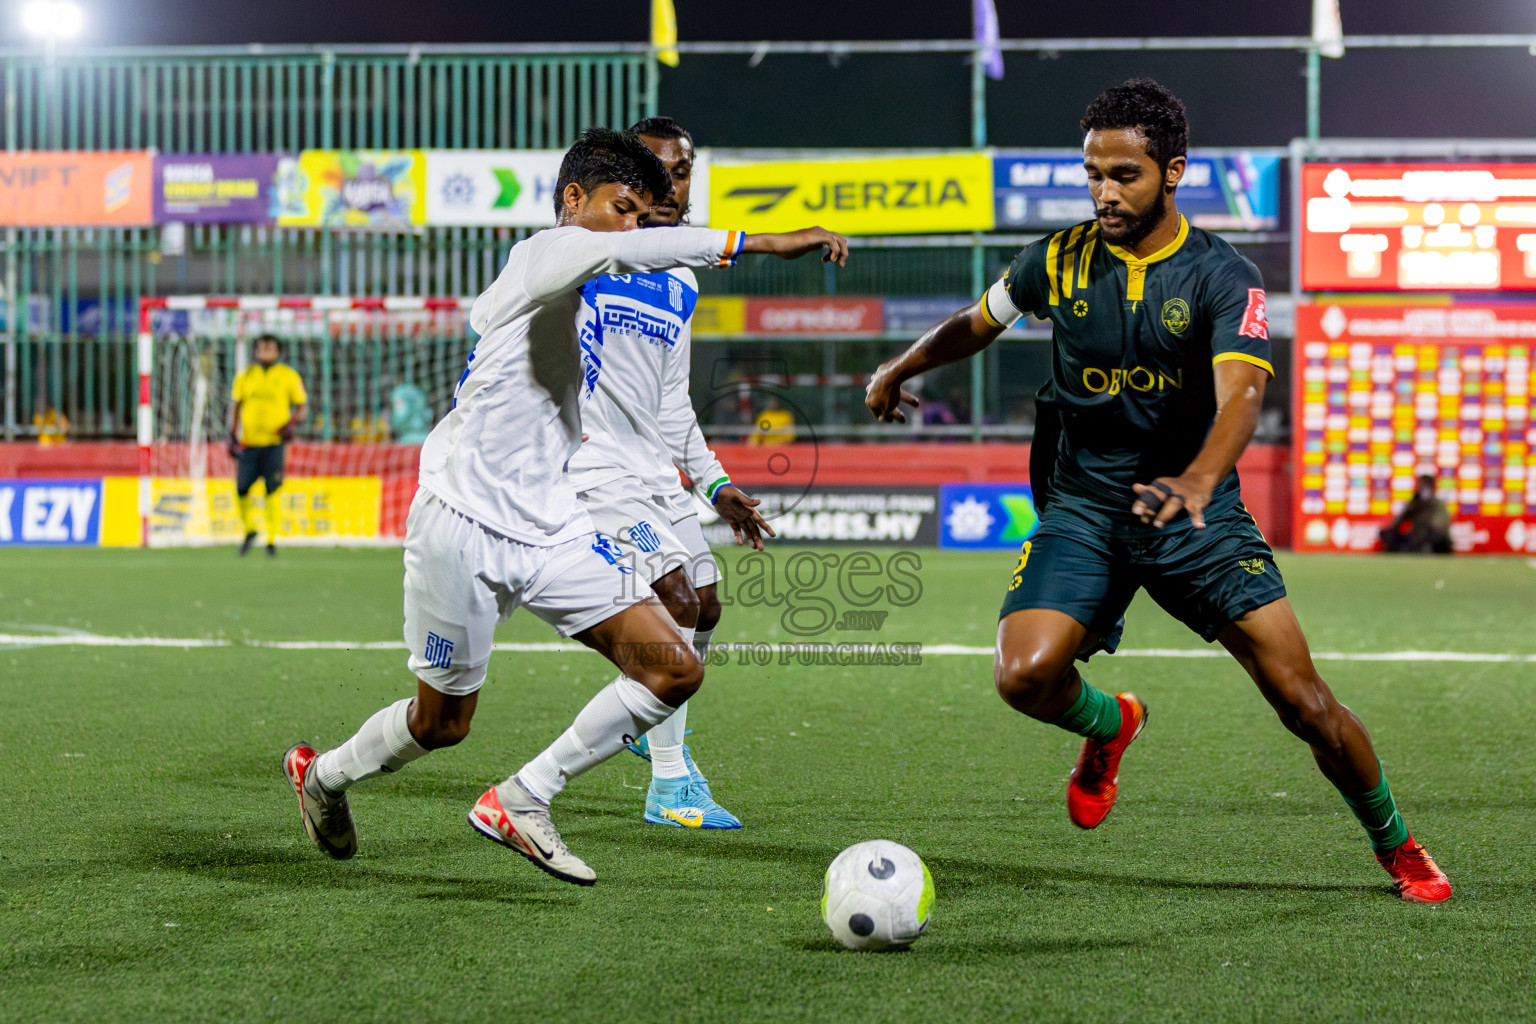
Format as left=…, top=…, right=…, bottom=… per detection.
left=748, top=396, right=796, bottom=446
left=1380, top=474, right=1451, bottom=554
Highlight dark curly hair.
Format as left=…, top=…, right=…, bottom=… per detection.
left=553, top=126, right=673, bottom=218
left=628, top=115, right=692, bottom=145
left=1080, top=78, right=1189, bottom=172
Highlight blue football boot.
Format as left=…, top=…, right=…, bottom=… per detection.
left=627, top=733, right=714, bottom=798
left=643, top=775, right=742, bottom=830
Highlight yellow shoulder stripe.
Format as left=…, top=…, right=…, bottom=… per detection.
left=1212, top=351, right=1274, bottom=377
left=1044, top=232, right=1063, bottom=306
left=1077, top=225, right=1099, bottom=291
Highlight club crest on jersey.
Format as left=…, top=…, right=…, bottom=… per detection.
left=1239, top=288, right=1268, bottom=340
left=1161, top=297, right=1191, bottom=334
left=1239, top=558, right=1267, bottom=575
left=591, top=534, right=635, bottom=574
left=629, top=521, right=662, bottom=553
left=424, top=631, right=454, bottom=670
left=1072, top=299, right=1088, bottom=318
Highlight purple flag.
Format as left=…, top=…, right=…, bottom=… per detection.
left=974, top=0, right=1004, bottom=81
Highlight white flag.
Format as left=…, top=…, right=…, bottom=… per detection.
left=1312, top=0, right=1344, bottom=59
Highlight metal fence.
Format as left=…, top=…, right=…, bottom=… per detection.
left=1, top=49, right=654, bottom=437
left=6, top=34, right=1536, bottom=441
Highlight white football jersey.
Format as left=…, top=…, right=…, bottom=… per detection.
left=566, top=265, right=730, bottom=500
left=418, top=225, right=743, bottom=546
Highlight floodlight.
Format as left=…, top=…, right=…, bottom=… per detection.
left=21, top=1, right=83, bottom=40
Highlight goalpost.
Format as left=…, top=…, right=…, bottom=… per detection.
left=135, top=295, right=473, bottom=548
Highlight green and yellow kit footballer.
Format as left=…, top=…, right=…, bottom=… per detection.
left=988, top=216, right=1285, bottom=645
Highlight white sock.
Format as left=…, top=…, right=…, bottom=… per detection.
left=693, top=627, right=714, bottom=660
left=513, top=677, right=676, bottom=804
left=315, top=698, right=429, bottom=793
left=647, top=626, right=693, bottom=780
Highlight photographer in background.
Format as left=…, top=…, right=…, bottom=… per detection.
left=1380, top=473, right=1452, bottom=554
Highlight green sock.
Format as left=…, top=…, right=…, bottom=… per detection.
left=1051, top=675, right=1122, bottom=742
left=1338, top=762, right=1410, bottom=853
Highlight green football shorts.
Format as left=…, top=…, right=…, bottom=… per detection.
left=999, top=499, right=1287, bottom=648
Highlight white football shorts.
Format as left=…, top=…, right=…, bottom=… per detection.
left=402, top=489, right=647, bottom=695
left=577, top=479, right=721, bottom=589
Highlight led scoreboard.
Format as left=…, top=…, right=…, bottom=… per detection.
left=1295, top=302, right=1536, bottom=554
left=1301, top=163, right=1536, bottom=290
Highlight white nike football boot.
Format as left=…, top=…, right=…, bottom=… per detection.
left=467, top=779, right=596, bottom=886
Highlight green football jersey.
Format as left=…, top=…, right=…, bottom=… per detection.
left=984, top=215, right=1272, bottom=522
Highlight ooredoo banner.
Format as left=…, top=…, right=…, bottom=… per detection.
left=746, top=297, right=884, bottom=335
left=0, top=152, right=154, bottom=227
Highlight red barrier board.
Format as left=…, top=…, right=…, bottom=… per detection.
left=1300, top=163, right=1536, bottom=291
left=1294, top=302, right=1536, bottom=554
left=744, top=297, right=884, bottom=335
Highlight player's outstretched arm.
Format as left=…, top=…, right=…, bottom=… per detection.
left=740, top=227, right=849, bottom=266
left=1133, top=359, right=1267, bottom=529
left=864, top=301, right=1004, bottom=424
left=523, top=226, right=750, bottom=304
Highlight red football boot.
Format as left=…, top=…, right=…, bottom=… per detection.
left=1376, top=835, right=1451, bottom=903
left=1066, top=693, right=1148, bottom=829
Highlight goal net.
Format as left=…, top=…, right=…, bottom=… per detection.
left=137, top=296, right=472, bottom=547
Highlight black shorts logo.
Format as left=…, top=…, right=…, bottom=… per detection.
left=1238, top=558, right=1267, bottom=575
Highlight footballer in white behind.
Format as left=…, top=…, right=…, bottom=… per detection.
left=821, top=839, right=935, bottom=951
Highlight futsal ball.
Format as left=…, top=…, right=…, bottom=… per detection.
left=820, top=839, right=934, bottom=951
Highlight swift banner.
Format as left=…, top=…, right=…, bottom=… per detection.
left=425, top=150, right=563, bottom=226
left=709, top=153, right=993, bottom=235
left=155, top=154, right=287, bottom=223
left=993, top=151, right=1281, bottom=231
left=276, top=151, right=426, bottom=228
left=0, top=152, right=154, bottom=227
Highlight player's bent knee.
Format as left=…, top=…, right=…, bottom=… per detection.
left=406, top=695, right=475, bottom=749
left=410, top=716, right=471, bottom=749
left=993, top=653, right=1072, bottom=712
left=651, top=570, right=699, bottom=628
left=1275, top=686, right=1346, bottom=751
left=632, top=654, right=703, bottom=708
left=695, top=585, right=722, bottom=632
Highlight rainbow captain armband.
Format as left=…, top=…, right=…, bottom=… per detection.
left=705, top=476, right=733, bottom=502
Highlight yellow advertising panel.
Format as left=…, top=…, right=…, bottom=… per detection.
left=692, top=295, right=746, bottom=336
left=276, top=151, right=426, bottom=228
left=709, top=153, right=993, bottom=235
left=101, top=476, right=381, bottom=546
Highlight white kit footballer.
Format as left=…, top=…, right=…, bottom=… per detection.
left=404, top=224, right=746, bottom=693
left=567, top=266, right=728, bottom=588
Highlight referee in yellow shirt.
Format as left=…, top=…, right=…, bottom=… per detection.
left=228, top=334, right=307, bottom=556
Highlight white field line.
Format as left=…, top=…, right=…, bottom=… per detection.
left=2, top=633, right=1536, bottom=664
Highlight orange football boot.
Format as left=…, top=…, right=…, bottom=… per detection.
left=1376, top=835, right=1451, bottom=903
left=1066, top=692, right=1148, bottom=829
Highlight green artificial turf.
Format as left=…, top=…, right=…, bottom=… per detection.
left=1, top=547, right=1533, bottom=1023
